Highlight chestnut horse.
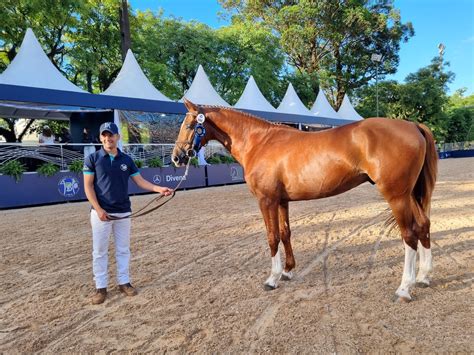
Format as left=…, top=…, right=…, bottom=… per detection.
left=173, top=99, right=438, bottom=302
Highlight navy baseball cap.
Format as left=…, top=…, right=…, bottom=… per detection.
left=99, top=122, right=119, bottom=135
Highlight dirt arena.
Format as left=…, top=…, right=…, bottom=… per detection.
left=1, top=157, right=473, bottom=353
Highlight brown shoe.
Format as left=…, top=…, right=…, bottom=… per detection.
left=119, top=283, right=137, bottom=297
left=91, top=288, right=107, bottom=304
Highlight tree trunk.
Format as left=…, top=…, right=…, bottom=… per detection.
left=333, top=48, right=345, bottom=110
left=0, top=119, right=18, bottom=142
left=17, top=119, right=35, bottom=143
left=86, top=71, right=93, bottom=93
left=119, top=0, right=131, bottom=61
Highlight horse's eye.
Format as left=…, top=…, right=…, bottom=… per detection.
left=186, top=124, right=193, bottom=130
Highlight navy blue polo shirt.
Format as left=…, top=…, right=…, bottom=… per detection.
left=83, top=148, right=140, bottom=213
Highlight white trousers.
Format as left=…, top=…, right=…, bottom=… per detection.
left=90, top=210, right=131, bottom=289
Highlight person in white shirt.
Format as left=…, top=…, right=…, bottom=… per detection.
left=38, top=126, right=55, bottom=144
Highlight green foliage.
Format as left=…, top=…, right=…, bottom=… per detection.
left=134, top=160, right=144, bottom=168
left=36, top=120, right=69, bottom=136
left=133, top=14, right=285, bottom=103
left=0, top=160, right=26, bottom=182
left=220, top=0, right=414, bottom=107
left=354, top=57, right=465, bottom=143
left=207, top=155, right=222, bottom=164
left=448, top=89, right=474, bottom=109
left=68, top=0, right=123, bottom=92
left=220, top=155, right=236, bottom=164
left=444, top=107, right=474, bottom=143
left=36, top=162, right=60, bottom=177
left=189, top=157, right=199, bottom=167
left=68, top=160, right=84, bottom=174
left=147, top=157, right=163, bottom=168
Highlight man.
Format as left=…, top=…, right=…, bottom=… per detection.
left=83, top=122, right=173, bottom=305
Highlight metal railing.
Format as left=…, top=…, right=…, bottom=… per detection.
left=2, top=140, right=471, bottom=171
left=0, top=142, right=230, bottom=170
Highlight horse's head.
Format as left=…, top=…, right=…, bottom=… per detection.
left=172, top=99, right=208, bottom=167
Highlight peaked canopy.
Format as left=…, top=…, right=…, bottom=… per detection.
left=337, top=94, right=364, bottom=120
left=277, top=83, right=312, bottom=116
left=310, top=88, right=340, bottom=119
left=102, top=49, right=171, bottom=101
left=234, top=76, right=276, bottom=112
left=182, top=65, right=229, bottom=106
left=0, top=28, right=86, bottom=93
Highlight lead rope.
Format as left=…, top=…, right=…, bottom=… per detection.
left=107, top=159, right=191, bottom=220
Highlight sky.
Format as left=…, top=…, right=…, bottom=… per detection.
left=130, top=0, right=474, bottom=95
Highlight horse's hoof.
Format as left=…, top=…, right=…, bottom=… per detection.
left=263, top=284, right=277, bottom=291
left=281, top=271, right=293, bottom=281
left=395, top=296, right=411, bottom=303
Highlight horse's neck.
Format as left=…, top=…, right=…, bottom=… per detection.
left=208, top=110, right=267, bottom=164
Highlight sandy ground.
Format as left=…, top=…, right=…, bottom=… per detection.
left=1, top=157, right=473, bottom=353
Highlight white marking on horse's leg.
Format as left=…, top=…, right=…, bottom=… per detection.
left=416, top=240, right=433, bottom=286
left=281, top=270, right=293, bottom=280
left=396, top=241, right=417, bottom=301
left=264, top=250, right=283, bottom=289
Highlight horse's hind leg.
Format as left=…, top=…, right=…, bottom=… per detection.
left=258, top=198, right=283, bottom=290
left=387, top=196, right=418, bottom=302
left=279, top=201, right=295, bottom=280
left=414, top=205, right=432, bottom=286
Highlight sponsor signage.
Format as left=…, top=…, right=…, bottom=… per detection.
left=206, top=163, right=245, bottom=186
left=130, top=166, right=206, bottom=193
left=0, top=172, right=86, bottom=209
left=0, top=163, right=247, bottom=209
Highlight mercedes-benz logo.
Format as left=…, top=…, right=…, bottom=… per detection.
left=153, top=174, right=162, bottom=184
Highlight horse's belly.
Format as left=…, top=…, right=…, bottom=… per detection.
left=283, top=171, right=368, bottom=201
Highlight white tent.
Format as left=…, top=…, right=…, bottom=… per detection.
left=182, top=65, right=229, bottom=106
left=0, top=28, right=86, bottom=93
left=337, top=94, right=363, bottom=120
left=234, top=76, right=277, bottom=112
left=277, top=83, right=312, bottom=115
left=102, top=49, right=171, bottom=101
left=310, top=88, right=340, bottom=119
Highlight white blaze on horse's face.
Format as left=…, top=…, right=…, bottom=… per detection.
left=172, top=112, right=198, bottom=167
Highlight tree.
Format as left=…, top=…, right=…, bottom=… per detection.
left=355, top=57, right=464, bottom=142
left=133, top=14, right=285, bottom=103
left=0, top=0, right=83, bottom=142
left=353, top=79, right=400, bottom=118
left=68, top=0, right=124, bottom=93
left=0, top=0, right=83, bottom=72
left=133, top=12, right=219, bottom=99
left=219, top=0, right=413, bottom=108
left=445, top=89, right=474, bottom=142
left=214, top=20, right=285, bottom=104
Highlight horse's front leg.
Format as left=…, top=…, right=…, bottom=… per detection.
left=279, top=201, right=295, bottom=281
left=258, top=198, right=282, bottom=290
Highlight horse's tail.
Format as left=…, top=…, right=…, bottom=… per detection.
left=414, top=123, right=438, bottom=217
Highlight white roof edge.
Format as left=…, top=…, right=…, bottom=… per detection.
left=337, top=94, right=364, bottom=120
left=277, top=83, right=312, bottom=116
left=0, top=28, right=86, bottom=93
left=310, top=87, right=340, bottom=119
left=102, top=49, right=171, bottom=101
left=234, top=76, right=277, bottom=112
left=182, top=65, right=229, bottom=107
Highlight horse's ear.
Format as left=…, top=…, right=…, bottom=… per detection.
left=183, top=98, right=198, bottom=113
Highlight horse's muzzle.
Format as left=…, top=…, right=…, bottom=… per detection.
left=172, top=153, right=189, bottom=167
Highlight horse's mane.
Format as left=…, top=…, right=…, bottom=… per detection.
left=202, top=105, right=291, bottom=130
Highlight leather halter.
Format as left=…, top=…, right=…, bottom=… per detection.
left=176, top=107, right=207, bottom=158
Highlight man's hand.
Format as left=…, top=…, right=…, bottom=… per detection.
left=96, top=208, right=109, bottom=221
left=158, top=186, right=174, bottom=196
